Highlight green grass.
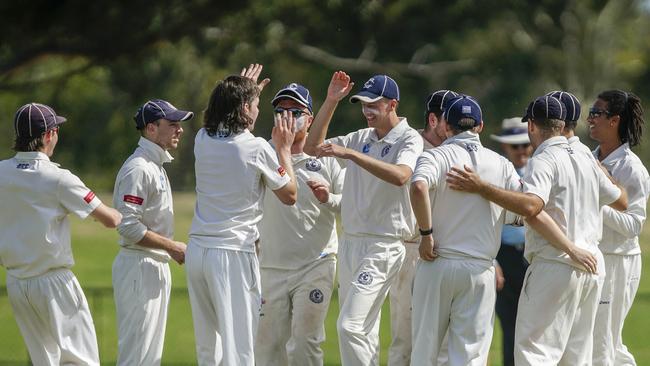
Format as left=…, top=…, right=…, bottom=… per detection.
left=1, top=192, right=648, bottom=365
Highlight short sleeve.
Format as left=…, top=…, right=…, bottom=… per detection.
left=58, top=170, right=101, bottom=219
left=411, top=151, right=440, bottom=190
left=328, top=157, right=345, bottom=195
left=596, top=165, right=622, bottom=206
left=522, top=157, right=554, bottom=204
left=114, top=166, right=150, bottom=243
left=257, top=140, right=291, bottom=190
left=395, top=131, right=424, bottom=170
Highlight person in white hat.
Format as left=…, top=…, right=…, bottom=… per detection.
left=489, top=117, right=533, bottom=366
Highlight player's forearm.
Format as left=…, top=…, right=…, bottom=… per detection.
left=347, top=149, right=412, bottom=186
left=478, top=184, right=542, bottom=218
left=608, top=185, right=628, bottom=211
left=304, top=98, right=339, bottom=156
left=410, top=180, right=433, bottom=231
left=137, top=230, right=178, bottom=252
left=276, top=147, right=298, bottom=204
left=525, top=211, right=576, bottom=256
left=602, top=205, right=643, bottom=238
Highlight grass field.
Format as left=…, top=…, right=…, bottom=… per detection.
left=1, top=192, right=649, bottom=365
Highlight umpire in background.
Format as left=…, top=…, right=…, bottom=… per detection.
left=489, top=117, right=533, bottom=366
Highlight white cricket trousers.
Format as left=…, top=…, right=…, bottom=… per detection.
left=515, top=257, right=604, bottom=366
left=388, top=242, right=418, bottom=366
left=593, top=253, right=641, bottom=366
left=186, top=243, right=261, bottom=366
left=112, top=249, right=171, bottom=366
left=337, top=234, right=405, bottom=366
left=6, top=268, right=99, bottom=366
left=255, top=254, right=336, bottom=366
left=411, top=257, right=496, bottom=366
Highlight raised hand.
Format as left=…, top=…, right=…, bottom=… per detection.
left=240, top=63, right=271, bottom=92
left=419, top=234, right=438, bottom=261
left=307, top=179, right=330, bottom=203
left=327, top=71, right=355, bottom=102
left=446, top=165, right=486, bottom=193
left=272, top=110, right=296, bottom=151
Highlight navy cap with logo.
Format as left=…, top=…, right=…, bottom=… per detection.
left=134, top=99, right=194, bottom=129
left=271, top=83, right=313, bottom=113
left=522, top=95, right=567, bottom=122
left=546, top=91, right=581, bottom=122
left=444, top=96, right=482, bottom=127
left=14, top=103, right=67, bottom=138
left=425, top=89, right=460, bottom=115
left=350, top=75, right=400, bottom=103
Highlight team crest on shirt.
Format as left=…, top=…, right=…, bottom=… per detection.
left=277, top=166, right=287, bottom=177
left=565, top=146, right=574, bottom=154
left=381, top=145, right=392, bottom=157
left=309, top=289, right=324, bottom=304
left=216, top=127, right=231, bottom=138
left=305, top=158, right=322, bottom=172
left=465, top=143, right=479, bottom=152
left=362, top=143, right=371, bottom=154
left=357, top=271, right=373, bottom=285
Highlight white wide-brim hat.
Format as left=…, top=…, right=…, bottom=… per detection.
left=490, top=117, right=530, bottom=144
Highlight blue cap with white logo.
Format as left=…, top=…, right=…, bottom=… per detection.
left=522, top=95, right=566, bottom=122
left=271, top=83, right=313, bottom=113
left=350, top=75, right=400, bottom=103
left=134, top=99, right=194, bottom=129
left=444, top=96, right=482, bottom=127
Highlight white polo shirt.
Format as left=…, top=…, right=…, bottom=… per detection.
left=327, top=118, right=422, bottom=240
left=259, top=151, right=344, bottom=270
left=190, top=128, right=291, bottom=253
left=0, top=152, right=101, bottom=279
left=594, top=143, right=650, bottom=255
left=568, top=135, right=595, bottom=157
left=411, top=131, right=521, bottom=263
left=523, top=136, right=621, bottom=269
left=113, top=137, right=174, bottom=261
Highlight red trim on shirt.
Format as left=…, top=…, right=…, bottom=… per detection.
left=124, top=195, right=144, bottom=205
left=84, top=191, right=96, bottom=204
left=277, top=166, right=286, bottom=177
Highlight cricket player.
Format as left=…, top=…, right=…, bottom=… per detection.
left=388, top=89, right=459, bottom=366
left=112, top=99, right=193, bottom=365
left=255, top=83, right=344, bottom=366
left=589, top=90, right=649, bottom=366
left=0, top=103, right=122, bottom=365
left=546, top=90, right=593, bottom=156
left=446, top=95, right=628, bottom=365
left=304, top=71, right=423, bottom=365
left=409, top=95, right=523, bottom=365
left=186, top=64, right=298, bottom=366
left=489, top=116, right=532, bottom=366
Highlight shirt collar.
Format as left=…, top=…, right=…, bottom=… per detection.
left=532, top=135, right=568, bottom=157
left=370, top=117, right=410, bottom=144
left=597, top=142, right=630, bottom=165
left=441, top=130, right=482, bottom=147
left=14, top=151, right=51, bottom=161
left=138, top=137, right=173, bottom=165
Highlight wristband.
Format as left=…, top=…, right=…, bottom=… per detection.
left=419, top=228, right=433, bottom=236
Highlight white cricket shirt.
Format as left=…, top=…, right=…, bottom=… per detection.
left=594, top=143, right=650, bottom=255
left=568, top=135, right=595, bottom=157
left=328, top=118, right=423, bottom=240
left=113, top=137, right=174, bottom=261
left=190, top=128, right=291, bottom=252
left=411, top=131, right=521, bottom=262
left=523, top=136, right=621, bottom=269
left=0, top=152, right=101, bottom=279
left=259, top=151, right=344, bottom=270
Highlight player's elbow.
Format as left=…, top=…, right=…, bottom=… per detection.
left=103, top=210, right=123, bottom=228
left=279, top=193, right=297, bottom=205
left=274, top=184, right=297, bottom=205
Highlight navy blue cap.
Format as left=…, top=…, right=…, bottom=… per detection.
left=444, top=96, right=482, bottom=127
left=546, top=91, right=581, bottom=122
left=14, top=103, right=67, bottom=138
left=522, top=95, right=566, bottom=122
left=425, top=90, right=459, bottom=114
left=271, top=83, right=313, bottom=113
left=350, top=75, right=400, bottom=103
left=134, top=99, right=194, bottom=129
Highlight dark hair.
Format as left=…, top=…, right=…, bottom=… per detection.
left=204, top=75, right=260, bottom=136
left=138, top=119, right=160, bottom=136
left=532, top=117, right=564, bottom=137
left=597, top=90, right=644, bottom=147
left=13, top=135, right=45, bottom=152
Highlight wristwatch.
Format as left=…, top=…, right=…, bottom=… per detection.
left=419, top=228, right=433, bottom=236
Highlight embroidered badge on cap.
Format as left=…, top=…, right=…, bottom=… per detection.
left=357, top=271, right=373, bottom=285
left=84, top=191, right=96, bottom=204
left=309, top=289, right=324, bottom=304
left=306, top=158, right=322, bottom=172
left=124, top=195, right=144, bottom=205
left=462, top=105, right=472, bottom=114
left=277, top=166, right=287, bottom=177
